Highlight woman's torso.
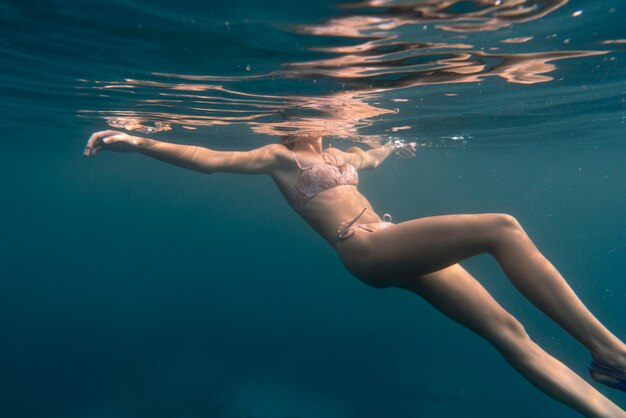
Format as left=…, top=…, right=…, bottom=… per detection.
left=270, top=146, right=384, bottom=247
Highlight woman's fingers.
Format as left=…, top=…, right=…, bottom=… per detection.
left=403, top=142, right=417, bottom=158
left=84, top=131, right=104, bottom=157
left=83, top=130, right=124, bottom=157
left=395, top=142, right=416, bottom=159
left=407, top=142, right=417, bottom=158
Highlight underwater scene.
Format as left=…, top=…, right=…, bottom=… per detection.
left=1, top=0, right=625, bottom=417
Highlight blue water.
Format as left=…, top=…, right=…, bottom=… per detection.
left=1, top=1, right=625, bottom=417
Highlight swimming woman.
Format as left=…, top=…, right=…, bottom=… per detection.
left=84, top=130, right=626, bottom=417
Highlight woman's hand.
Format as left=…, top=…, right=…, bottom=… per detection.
left=394, top=141, right=417, bottom=159
left=83, top=130, right=148, bottom=157
left=385, top=140, right=417, bottom=159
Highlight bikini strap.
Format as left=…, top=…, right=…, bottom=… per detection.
left=336, top=207, right=367, bottom=240
left=290, top=151, right=305, bottom=169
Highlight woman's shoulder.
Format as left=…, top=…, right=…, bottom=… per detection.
left=324, top=145, right=345, bottom=156
left=261, top=143, right=291, bottom=158
left=324, top=145, right=365, bottom=168
left=251, top=143, right=293, bottom=169
left=325, top=145, right=365, bottom=159
left=249, top=143, right=289, bottom=157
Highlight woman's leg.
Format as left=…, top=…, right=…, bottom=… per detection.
left=340, top=213, right=626, bottom=369
left=396, top=264, right=626, bottom=418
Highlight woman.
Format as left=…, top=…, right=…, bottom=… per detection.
left=84, top=130, right=626, bottom=417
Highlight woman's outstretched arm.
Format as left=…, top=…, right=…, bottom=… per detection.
left=84, top=130, right=282, bottom=175
left=333, top=141, right=416, bottom=170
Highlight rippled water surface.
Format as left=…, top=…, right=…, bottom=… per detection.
left=3, top=0, right=624, bottom=145
left=1, top=1, right=625, bottom=418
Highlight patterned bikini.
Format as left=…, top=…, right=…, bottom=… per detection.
left=289, top=151, right=393, bottom=245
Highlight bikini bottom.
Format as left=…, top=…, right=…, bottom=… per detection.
left=336, top=208, right=394, bottom=242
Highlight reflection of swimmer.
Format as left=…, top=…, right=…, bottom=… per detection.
left=84, top=130, right=626, bottom=417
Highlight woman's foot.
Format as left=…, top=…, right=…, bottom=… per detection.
left=589, top=358, right=626, bottom=392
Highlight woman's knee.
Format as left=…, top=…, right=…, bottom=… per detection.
left=483, top=213, right=528, bottom=251
left=491, top=212, right=516, bottom=226
left=485, top=213, right=523, bottom=233
left=490, top=314, right=535, bottom=357
left=499, top=313, right=528, bottom=341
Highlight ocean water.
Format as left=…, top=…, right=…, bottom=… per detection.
left=1, top=0, right=625, bottom=417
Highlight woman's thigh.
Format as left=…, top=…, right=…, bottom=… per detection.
left=338, top=213, right=520, bottom=287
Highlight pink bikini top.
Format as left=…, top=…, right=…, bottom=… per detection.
left=290, top=151, right=359, bottom=212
